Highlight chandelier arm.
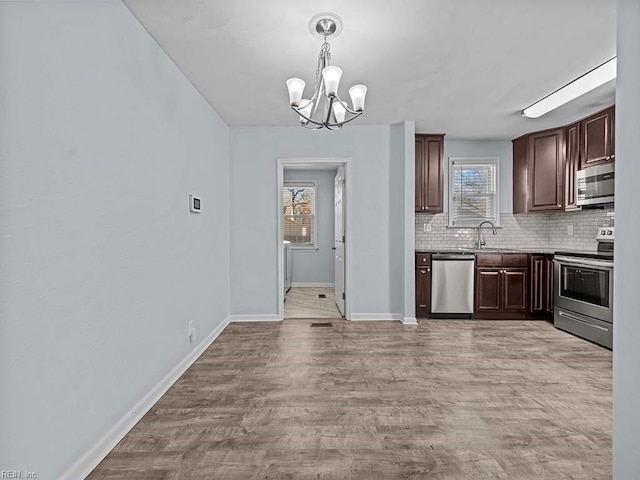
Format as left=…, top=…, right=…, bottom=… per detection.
left=291, top=105, right=326, bottom=127
left=309, top=80, right=323, bottom=118
left=324, top=96, right=335, bottom=125
left=302, top=122, right=324, bottom=131
left=326, top=111, right=363, bottom=128
left=333, top=93, right=362, bottom=115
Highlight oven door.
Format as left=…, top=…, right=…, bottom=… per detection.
left=554, top=256, right=614, bottom=323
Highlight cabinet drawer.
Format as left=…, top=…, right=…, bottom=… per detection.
left=502, top=254, right=529, bottom=267
left=415, top=253, right=431, bottom=266
left=476, top=254, right=502, bottom=267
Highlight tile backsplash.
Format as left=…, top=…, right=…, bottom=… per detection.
left=415, top=207, right=614, bottom=251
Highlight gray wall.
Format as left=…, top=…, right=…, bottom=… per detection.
left=390, top=121, right=416, bottom=321
left=230, top=125, right=404, bottom=318
left=283, top=169, right=336, bottom=285
left=613, top=0, right=640, bottom=477
left=443, top=139, right=514, bottom=213
left=0, top=2, right=230, bottom=477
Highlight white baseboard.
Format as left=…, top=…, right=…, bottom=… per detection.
left=290, top=282, right=335, bottom=288
left=349, top=313, right=403, bottom=322
left=60, top=316, right=231, bottom=480
left=230, top=314, right=282, bottom=322
left=401, top=317, right=418, bottom=325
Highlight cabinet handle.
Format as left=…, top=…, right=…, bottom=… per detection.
left=427, top=267, right=430, bottom=272
left=610, top=154, right=615, bottom=160
left=425, top=207, right=429, bottom=210
left=606, top=156, right=611, bottom=160
left=420, top=270, right=426, bottom=274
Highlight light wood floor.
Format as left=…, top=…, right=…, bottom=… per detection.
left=284, top=287, right=343, bottom=319
left=88, top=320, right=612, bottom=479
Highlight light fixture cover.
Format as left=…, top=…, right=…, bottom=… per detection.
left=349, top=84, right=367, bottom=112
left=522, top=57, right=617, bottom=119
left=322, top=66, right=342, bottom=97
left=298, top=99, right=314, bottom=123
left=286, top=78, right=305, bottom=107
left=333, top=100, right=347, bottom=123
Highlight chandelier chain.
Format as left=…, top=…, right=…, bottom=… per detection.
left=314, top=39, right=331, bottom=93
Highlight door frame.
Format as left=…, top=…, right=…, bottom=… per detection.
left=277, top=157, right=352, bottom=321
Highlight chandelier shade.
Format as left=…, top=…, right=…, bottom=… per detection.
left=285, top=14, right=367, bottom=130
left=285, top=78, right=305, bottom=107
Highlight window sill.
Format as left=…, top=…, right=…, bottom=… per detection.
left=290, top=245, right=319, bottom=251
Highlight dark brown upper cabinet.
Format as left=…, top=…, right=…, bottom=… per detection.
left=528, top=128, right=565, bottom=211
left=415, top=134, right=444, bottom=213
left=513, top=105, right=614, bottom=214
left=581, top=106, right=615, bottom=168
left=564, top=122, right=581, bottom=211
left=513, top=128, right=565, bottom=213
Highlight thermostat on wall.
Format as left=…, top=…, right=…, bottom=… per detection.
left=189, top=195, right=202, bottom=213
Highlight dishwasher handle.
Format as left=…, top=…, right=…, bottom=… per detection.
left=431, top=253, right=476, bottom=261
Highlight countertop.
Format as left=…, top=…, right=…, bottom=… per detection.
left=416, top=248, right=556, bottom=255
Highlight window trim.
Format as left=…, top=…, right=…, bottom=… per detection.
left=283, top=182, right=318, bottom=249
left=447, top=157, right=501, bottom=228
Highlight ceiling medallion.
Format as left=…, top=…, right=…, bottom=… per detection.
left=285, top=13, right=367, bottom=130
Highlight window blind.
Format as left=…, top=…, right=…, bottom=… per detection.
left=449, top=160, right=499, bottom=227
left=282, top=185, right=316, bottom=246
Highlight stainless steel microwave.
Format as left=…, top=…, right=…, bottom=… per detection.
left=576, top=163, right=614, bottom=206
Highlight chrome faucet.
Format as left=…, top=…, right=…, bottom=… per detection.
left=476, top=220, right=497, bottom=249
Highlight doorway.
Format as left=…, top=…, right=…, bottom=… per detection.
left=277, top=158, right=351, bottom=320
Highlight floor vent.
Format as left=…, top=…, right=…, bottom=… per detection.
left=311, top=322, right=333, bottom=327
left=318, top=294, right=327, bottom=298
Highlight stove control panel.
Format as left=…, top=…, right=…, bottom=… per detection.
left=596, top=226, right=615, bottom=242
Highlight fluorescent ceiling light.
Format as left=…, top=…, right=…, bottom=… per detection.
left=522, top=57, right=617, bottom=119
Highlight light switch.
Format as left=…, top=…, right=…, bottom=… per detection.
left=189, top=195, right=201, bottom=213
left=567, top=225, right=574, bottom=236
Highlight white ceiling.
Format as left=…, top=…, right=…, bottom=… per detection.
left=122, top=0, right=616, bottom=140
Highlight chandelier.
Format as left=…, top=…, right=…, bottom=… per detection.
left=285, top=13, right=367, bottom=130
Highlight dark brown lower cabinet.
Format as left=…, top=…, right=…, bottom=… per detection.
left=503, top=269, right=528, bottom=311
left=415, top=254, right=431, bottom=317
left=476, top=269, right=501, bottom=311
left=476, top=268, right=527, bottom=313
left=544, top=256, right=554, bottom=316
left=475, top=254, right=528, bottom=316
left=530, top=255, right=554, bottom=318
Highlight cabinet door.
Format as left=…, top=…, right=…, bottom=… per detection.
left=415, top=136, right=425, bottom=212
left=476, top=268, right=501, bottom=311
left=544, top=257, right=554, bottom=315
left=503, top=268, right=528, bottom=312
left=415, top=134, right=444, bottom=213
left=581, top=106, right=615, bottom=168
left=565, top=122, right=581, bottom=211
left=528, top=129, right=564, bottom=211
left=530, top=256, right=545, bottom=313
left=512, top=135, right=529, bottom=214
left=415, top=266, right=431, bottom=317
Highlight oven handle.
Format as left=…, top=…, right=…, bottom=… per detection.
left=558, top=311, right=610, bottom=331
left=554, top=256, right=614, bottom=269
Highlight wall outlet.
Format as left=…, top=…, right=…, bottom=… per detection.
left=424, top=223, right=432, bottom=232
left=567, top=225, right=574, bottom=236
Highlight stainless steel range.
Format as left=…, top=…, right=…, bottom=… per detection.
left=554, top=226, right=614, bottom=349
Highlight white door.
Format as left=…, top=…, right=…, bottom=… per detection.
left=334, top=168, right=345, bottom=316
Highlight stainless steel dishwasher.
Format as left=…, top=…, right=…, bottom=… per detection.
left=431, top=253, right=475, bottom=314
